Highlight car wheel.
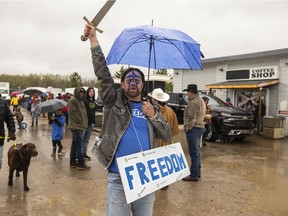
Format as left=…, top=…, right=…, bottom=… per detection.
left=204, top=124, right=218, bottom=142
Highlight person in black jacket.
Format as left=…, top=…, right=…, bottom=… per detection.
left=254, top=98, right=266, bottom=132
left=83, top=87, right=96, bottom=160
left=0, top=94, right=16, bottom=170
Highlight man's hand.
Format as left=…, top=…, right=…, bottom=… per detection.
left=142, top=101, right=155, bottom=118
left=84, top=24, right=99, bottom=47
left=7, top=132, right=16, bottom=142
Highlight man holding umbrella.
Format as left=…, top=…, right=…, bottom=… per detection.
left=84, top=24, right=172, bottom=215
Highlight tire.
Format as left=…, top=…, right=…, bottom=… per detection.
left=204, top=124, right=218, bottom=142
left=21, top=122, right=27, bottom=129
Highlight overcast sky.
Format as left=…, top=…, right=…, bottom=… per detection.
left=1, top=0, right=288, bottom=79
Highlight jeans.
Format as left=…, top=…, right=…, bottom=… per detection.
left=185, top=127, right=204, bottom=179
left=83, top=123, right=94, bottom=155
left=70, top=129, right=85, bottom=165
left=31, top=112, right=38, bottom=125
left=0, top=145, right=3, bottom=170
left=107, top=173, right=155, bottom=216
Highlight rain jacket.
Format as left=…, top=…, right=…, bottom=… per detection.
left=90, top=45, right=173, bottom=169
left=0, top=99, right=15, bottom=146
left=83, top=87, right=96, bottom=126
left=49, top=114, right=65, bottom=140
left=68, top=87, right=88, bottom=131
left=10, top=96, right=19, bottom=106
left=184, top=94, right=206, bottom=131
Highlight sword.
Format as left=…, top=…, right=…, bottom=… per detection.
left=81, top=0, right=116, bottom=41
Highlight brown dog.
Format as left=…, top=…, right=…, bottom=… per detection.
left=7, top=143, right=38, bottom=191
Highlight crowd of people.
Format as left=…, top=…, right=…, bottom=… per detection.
left=1, top=22, right=268, bottom=216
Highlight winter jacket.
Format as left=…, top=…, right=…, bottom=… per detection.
left=0, top=99, right=15, bottom=146
left=49, top=114, right=65, bottom=140
left=10, top=97, right=19, bottom=106
left=184, top=94, right=206, bottom=130
left=157, top=104, right=179, bottom=146
left=68, top=87, right=88, bottom=131
left=90, top=45, right=172, bottom=169
left=83, top=87, right=96, bottom=126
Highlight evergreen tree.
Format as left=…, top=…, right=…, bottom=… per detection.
left=69, top=72, right=82, bottom=87
left=114, top=66, right=127, bottom=78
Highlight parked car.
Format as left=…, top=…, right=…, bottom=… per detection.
left=167, top=92, right=255, bottom=142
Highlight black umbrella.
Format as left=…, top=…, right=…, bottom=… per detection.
left=34, top=99, right=67, bottom=114
left=23, top=87, right=47, bottom=95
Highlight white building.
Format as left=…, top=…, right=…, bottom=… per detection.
left=174, top=48, right=288, bottom=133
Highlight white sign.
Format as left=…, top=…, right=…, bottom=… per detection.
left=249, top=66, right=278, bottom=80
left=116, top=142, right=190, bottom=204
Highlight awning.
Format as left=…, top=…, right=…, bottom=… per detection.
left=206, top=79, right=279, bottom=89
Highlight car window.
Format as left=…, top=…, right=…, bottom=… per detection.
left=183, top=94, right=189, bottom=105
left=200, top=94, right=227, bottom=106
left=167, top=94, right=178, bottom=104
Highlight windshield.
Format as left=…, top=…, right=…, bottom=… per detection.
left=0, top=89, right=8, bottom=94
left=183, top=93, right=227, bottom=107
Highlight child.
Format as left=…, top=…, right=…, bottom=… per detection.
left=14, top=106, right=24, bottom=129
left=48, top=109, right=65, bottom=157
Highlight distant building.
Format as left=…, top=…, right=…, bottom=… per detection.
left=174, top=48, right=288, bottom=134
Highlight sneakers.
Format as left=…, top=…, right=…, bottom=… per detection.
left=84, top=155, right=91, bottom=161
left=77, top=164, right=91, bottom=170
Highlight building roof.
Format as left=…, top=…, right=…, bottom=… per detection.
left=206, top=79, right=279, bottom=89
left=202, top=48, right=288, bottom=66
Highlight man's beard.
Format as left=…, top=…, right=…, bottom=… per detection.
left=125, top=89, right=141, bottom=98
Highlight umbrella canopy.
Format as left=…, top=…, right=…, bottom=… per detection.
left=34, top=99, right=67, bottom=114
left=11, top=91, right=22, bottom=96
left=23, top=87, right=47, bottom=95
left=106, top=25, right=203, bottom=70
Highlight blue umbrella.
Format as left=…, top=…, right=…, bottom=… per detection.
left=106, top=25, right=204, bottom=92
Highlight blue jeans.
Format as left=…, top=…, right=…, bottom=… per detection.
left=185, top=127, right=203, bottom=179
left=70, top=129, right=85, bottom=165
left=0, top=145, right=3, bottom=170
left=31, top=112, right=38, bottom=125
left=83, top=123, right=94, bottom=155
left=107, top=173, right=155, bottom=216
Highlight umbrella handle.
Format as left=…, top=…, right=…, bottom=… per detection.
left=81, top=16, right=103, bottom=41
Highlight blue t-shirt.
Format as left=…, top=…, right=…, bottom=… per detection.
left=109, top=101, right=150, bottom=173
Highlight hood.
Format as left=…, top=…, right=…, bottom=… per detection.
left=73, top=87, right=85, bottom=100
left=85, top=87, right=95, bottom=101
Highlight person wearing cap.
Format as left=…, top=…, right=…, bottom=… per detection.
left=84, top=24, right=172, bottom=215
left=225, top=97, right=233, bottom=107
left=68, top=87, right=89, bottom=170
left=182, top=84, right=206, bottom=182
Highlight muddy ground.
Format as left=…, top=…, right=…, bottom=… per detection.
left=0, top=110, right=288, bottom=216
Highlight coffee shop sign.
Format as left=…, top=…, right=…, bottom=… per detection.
left=249, top=66, right=278, bottom=80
